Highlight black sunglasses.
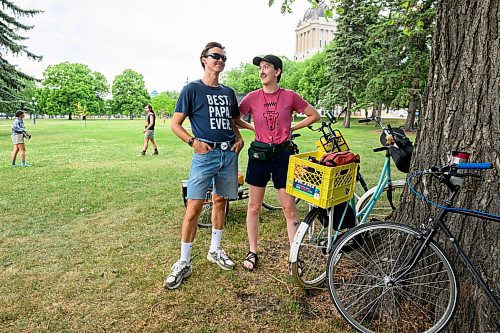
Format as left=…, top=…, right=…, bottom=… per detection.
left=205, top=53, right=227, bottom=62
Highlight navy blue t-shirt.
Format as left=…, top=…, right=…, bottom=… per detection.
left=174, top=80, right=240, bottom=142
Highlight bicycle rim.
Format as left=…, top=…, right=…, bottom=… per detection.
left=261, top=185, right=302, bottom=211
left=197, top=201, right=213, bottom=228
left=327, top=222, right=458, bottom=333
left=291, top=207, right=330, bottom=288
left=262, top=184, right=281, bottom=210
left=197, top=199, right=229, bottom=228
left=357, top=180, right=405, bottom=223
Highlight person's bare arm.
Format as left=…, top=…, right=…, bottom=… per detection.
left=234, top=116, right=255, bottom=132
left=143, top=115, right=153, bottom=133
left=231, top=116, right=246, bottom=153
left=291, top=104, right=321, bottom=132
left=171, top=112, right=212, bottom=153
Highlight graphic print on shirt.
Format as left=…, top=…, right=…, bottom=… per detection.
left=207, top=94, right=232, bottom=130
left=263, top=110, right=279, bottom=130
left=262, top=89, right=282, bottom=131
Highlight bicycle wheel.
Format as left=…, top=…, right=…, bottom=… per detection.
left=327, top=222, right=458, bottom=333
left=290, top=207, right=330, bottom=288
left=356, top=179, right=405, bottom=222
left=197, top=193, right=229, bottom=228
left=261, top=184, right=301, bottom=210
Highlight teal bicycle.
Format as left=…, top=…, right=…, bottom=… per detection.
left=288, top=116, right=409, bottom=288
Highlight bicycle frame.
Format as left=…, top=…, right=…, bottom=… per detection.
left=321, top=150, right=398, bottom=251
left=299, top=150, right=401, bottom=257
left=290, top=116, right=406, bottom=266
left=392, top=188, right=500, bottom=311
left=355, top=148, right=395, bottom=224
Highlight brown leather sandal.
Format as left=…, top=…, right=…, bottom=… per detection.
left=243, top=251, right=258, bottom=271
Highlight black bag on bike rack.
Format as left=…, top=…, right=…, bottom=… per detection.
left=380, top=128, right=414, bottom=173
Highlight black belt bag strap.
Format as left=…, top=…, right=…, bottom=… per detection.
left=248, top=141, right=290, bottom=161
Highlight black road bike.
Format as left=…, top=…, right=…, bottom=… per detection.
left=326, top=154, right=499, bottom=332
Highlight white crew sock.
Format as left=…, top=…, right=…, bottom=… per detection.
left=210, top=229, right=223, bottom=252
left=180, top=241, right=193, bottom=263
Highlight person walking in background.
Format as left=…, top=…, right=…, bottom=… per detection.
left=141, top=105, right=159, bottom=155
left=11, top=110, right=32, bottom=167
left=164, top=41, right=244, bottom=290
left=235, top=54, right=320, bottom=272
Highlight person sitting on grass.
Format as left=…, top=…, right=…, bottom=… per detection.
left=11, top=110, right=32, bottom=167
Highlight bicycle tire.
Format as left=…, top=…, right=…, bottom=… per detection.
left=356, top=180, right=405, bottom=222
left=290, top=207, right=331, bottom=288
left=197, top=196, right=230, bottom=228
left=327, top=221, right=458, bottom=333
left=261, top=184, right=300, bottom=210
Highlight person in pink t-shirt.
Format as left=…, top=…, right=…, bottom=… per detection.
left=235, top=55, right=320, bottom=272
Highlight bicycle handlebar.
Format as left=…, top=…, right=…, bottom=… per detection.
left=428, top=163, right=493, bottom=174
left=456, top=162, right=493, bottom=170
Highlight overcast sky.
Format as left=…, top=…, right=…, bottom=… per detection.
left=8, top=0, right=311, bottom=93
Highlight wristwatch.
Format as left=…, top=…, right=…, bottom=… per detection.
left=188, top=137, right=195, bottom=147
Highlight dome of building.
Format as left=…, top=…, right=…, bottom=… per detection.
left=303, top=4, right=326, bottom=21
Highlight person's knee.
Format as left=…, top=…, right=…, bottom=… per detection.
left=212, top=195, right=227, bottom=209
left=247, top=201, right=262, bottom=216
left=282, top=205, right=298, bottom=220
left=184, top=201, right=203, bottom=222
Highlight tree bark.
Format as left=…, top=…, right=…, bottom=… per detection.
left=405, top=74, right=419, bottom=131
left=395, top=0, right=499, bottom=331
left=344, top=95, right=352, bottom=128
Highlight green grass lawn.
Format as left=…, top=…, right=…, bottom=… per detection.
left=0, top=117, right=411, bottom=332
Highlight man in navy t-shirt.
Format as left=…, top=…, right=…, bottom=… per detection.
left=164, top=42, right=244, bottom=290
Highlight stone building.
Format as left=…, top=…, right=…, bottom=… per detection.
left=294, top=4, right=336, bottom=61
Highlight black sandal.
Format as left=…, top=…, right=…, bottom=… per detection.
left=243, top=251, right=258, bottom=271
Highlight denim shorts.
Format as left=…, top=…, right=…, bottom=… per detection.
left=144, top=130, right=155, bottom=139
left=187, top=149, right=239, bottom=200
left=245, top=148, right=293, bottom=189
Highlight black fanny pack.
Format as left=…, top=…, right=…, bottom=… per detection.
left=248, top=141, right=290, bottom=161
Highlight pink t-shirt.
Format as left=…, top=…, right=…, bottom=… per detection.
left=239, top=88, right=309, bottom=144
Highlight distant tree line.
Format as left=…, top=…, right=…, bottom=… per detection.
left=1, top=2, right=177, bottom=120
left=4, top=0, right=434, bottom=125
left=7, top=60, right=179, bottom=120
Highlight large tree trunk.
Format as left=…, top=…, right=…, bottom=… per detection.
left=396, top=0, right=499, bottom=331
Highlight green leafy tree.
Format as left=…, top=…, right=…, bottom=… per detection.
left=37, top=62, right=109, bottom=119
left=0, top=0, right=41, bottom=112
left=279, top=57, right=305, bottom=92
left=323, top=0, right=379, bottom=127
left=297, top=50, right=328, bottom=106
left=151, top=91, right=178, bottom=118
left=16, top=78, right=37, bottom=116
left=362, top=0, right=435, bottom=127
left=223, top=57, right=306, bottom=95
left=222, top=63, right=261, bottom=93
left=111, top=69, right=150, bottom=119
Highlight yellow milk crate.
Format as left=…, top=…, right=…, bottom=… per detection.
left=286, top=151, right=358, bottom=209
left=315, top=129, right=350, bottom=153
